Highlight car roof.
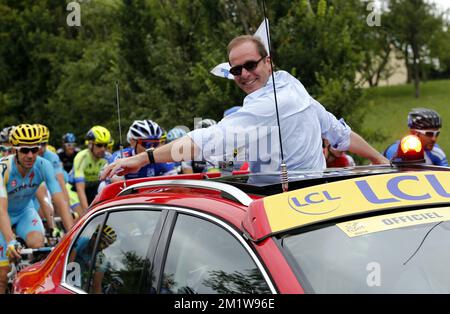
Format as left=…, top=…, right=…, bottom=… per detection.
left=93, top=164, right=450, bottom=242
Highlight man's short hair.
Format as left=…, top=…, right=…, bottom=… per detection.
left=227, top=35, right=268, bottom=59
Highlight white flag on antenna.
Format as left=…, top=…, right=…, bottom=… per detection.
left=210, top=62, right=233, bottom=80
left=254, top=18, right=270, bottom=54
left=210, top=19, right=270, bottom=80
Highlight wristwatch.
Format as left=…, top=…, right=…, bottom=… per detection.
left=146, top=147, right=156, bottom=164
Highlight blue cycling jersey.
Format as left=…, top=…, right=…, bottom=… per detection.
left=42, top=149, right=64, bottom=176
left=0, top=155, right=61, bottom=216
left=108, top=147, right=176, bottom=179
left=384, top=141, right=448, bottom=166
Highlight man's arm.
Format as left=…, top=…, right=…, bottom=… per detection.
left=56, top=172, right=70, bottom=203
left=52, top=191, right=74, bottom=231
left=76, top=181, right=89, bottom=212
left=0, top=197, right=20, bottom=260
left=348, top=132, right=389, bottom=164
left=36, top=184, right=55, bottom=230
left=101, top=136, right=199, bottom=179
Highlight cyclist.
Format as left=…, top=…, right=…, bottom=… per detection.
left=72, top=126, right=111, bottom=212
left=166, top=127, right=193, bottom=174
left=57, top=133, right=80, bottom=174
left=0, top=126, right=14, bottom=158
left=383, top=108, right=447, bottom=166
left=34, top=124, right=74, bottom=231
left=106, top=120, right=177, bottom=181
left=0, top=124, right=72, bottom=293
left=68, top=224, right=117, bottom=293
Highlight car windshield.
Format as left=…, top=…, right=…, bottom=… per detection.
left=279, top=210, right=450, bottom=293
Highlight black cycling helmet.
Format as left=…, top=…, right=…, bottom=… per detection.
left=408, top=108, right=442, bottom=130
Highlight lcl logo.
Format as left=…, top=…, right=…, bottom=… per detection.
left=355, top=174, right=450, bottom=204
left=288, top=191, right=341, bottom=215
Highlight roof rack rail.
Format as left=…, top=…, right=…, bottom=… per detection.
left=117, top=179, right=253, bottom=206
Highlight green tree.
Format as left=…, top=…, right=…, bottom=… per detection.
left=384, top=0, right=444, bottom=98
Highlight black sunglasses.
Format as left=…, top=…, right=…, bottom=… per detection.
left=95, top=143, right=108, bottom=148
left=229, top=56, right=266, bottom=76
left=17, top=146, right=40, bottom=154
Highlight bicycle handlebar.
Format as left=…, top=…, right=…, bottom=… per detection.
left=19, top=247, right=53, bottom=257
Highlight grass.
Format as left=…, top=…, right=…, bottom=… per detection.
left=362, top=79, right=450, bottom=158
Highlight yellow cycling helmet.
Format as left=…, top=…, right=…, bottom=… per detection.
left=47, top=144, right=57, bottom=153
left=160, top=130, right=167, bottom=144
left=86, top=125, right=111, bottom=145
left=94, top=224, right=117, bottom=246
left=34, top=124, right=50, bottom=143
left=107, top=138, right=115, bottom=151
left=9, top=124, right=42, bottom=146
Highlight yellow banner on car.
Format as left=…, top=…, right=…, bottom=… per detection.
left=262, top=171, right=450, bottom=235
left=336, top=207, right=450, bottom=237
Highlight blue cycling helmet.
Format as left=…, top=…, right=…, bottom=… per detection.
left=62, top=132, right=76, bottom=144
left=223, top=106, right=242, bottom=117
left=167, top=127, right=187, bottom=143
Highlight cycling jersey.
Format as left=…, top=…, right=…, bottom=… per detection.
left=42, top=150, right=64, bottom=176
left=72, top=149, right=108, bottom=204
left=0, top=155, right=61, bottom=216
left=0, top=155, right=60, bottom=265
left=108, top=147, right=177, bottom=179
left=73, top=149, right=108, bottom=184
left=384, top=141, right=448, bottom=166
left=31, top=150, right=66, bottom=212
left=326, top=153, right=355, bottom=168
left=57, top=147, right=80, bottom=173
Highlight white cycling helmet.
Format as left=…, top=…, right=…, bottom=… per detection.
left=126, top=119, right=163, bottom=143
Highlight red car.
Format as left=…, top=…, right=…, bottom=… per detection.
left=12, top=151, right=450, bottom=294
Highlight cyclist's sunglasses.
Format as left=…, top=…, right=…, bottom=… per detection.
left=0, top=145, right=12, bottom=153
left=94, top=143, right=108, bottom=148
left=229, top=56, right=266, bottom=76
left=16, top=146, right=40, bottom=154
left=137, top=139, right=160, bottom=149
left=413, top=129, right=440, bottom=138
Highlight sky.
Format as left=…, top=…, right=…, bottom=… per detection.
left=431, top=0, right=450, bottom=12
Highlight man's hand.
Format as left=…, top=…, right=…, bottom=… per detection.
left=6, top=240, right=21, bottom=261
left=371, top=155, right=390, bottom=165
left=100, top=154, right=147, bottom=180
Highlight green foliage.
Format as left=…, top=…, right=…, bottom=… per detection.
left=0, top=0, right=448, bottom=153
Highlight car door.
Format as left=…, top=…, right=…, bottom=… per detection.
left=61, top=206, right=166, bottom=293
left=150, top=208, right=276, bottom=294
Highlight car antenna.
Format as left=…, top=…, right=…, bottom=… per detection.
left=262, top=0, right=289, bottom=192
left=115, top=81, right=126, bottom=189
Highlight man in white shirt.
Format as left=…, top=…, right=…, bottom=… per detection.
left=101, top=35, right=387, bottom=180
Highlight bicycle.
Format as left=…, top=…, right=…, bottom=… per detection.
left=6, top=240, right=53, bottom=294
